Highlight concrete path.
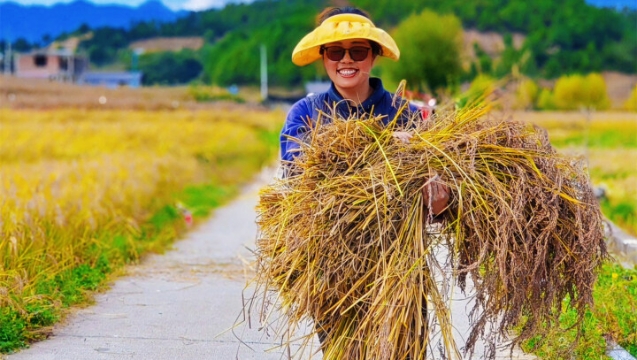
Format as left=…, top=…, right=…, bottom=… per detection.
left=606, top=220, right=637, bottom=267
left=5, top=169, right=538, bottom=360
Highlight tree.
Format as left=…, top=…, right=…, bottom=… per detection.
left=12, top=38, right=33, bottom=53
left=41, top=34, right=52, bottom=46
left=139, top=50, right=203, bottom=85
left=474, top=43, right=493, bottom=75
left=379, top=10, right=463, bottom=94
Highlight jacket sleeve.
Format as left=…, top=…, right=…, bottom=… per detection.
left=280, top=98, right=313, bottom=163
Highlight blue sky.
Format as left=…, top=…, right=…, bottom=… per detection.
left=0, top=0, right=256, bottom=11
left=1, top=0, right=634, bottom=11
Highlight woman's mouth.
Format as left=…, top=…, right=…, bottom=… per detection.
left=338, top=69, right=358, bottom=78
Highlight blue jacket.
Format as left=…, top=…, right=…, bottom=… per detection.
left=280, top=78, right=420, bottom=163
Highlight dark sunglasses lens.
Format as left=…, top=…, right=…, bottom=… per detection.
left=326, top=47, right=345, bottom=61
left=324, top=47, right=370, bottom=61
left=349, top=47, right=370, bottom=61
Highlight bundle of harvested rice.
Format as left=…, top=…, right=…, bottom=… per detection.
left=252, top=101, right=607, bottom=359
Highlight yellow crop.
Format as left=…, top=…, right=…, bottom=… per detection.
left=0, top=108, right=282, bottom=314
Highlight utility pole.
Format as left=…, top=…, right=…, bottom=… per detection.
left=260, top=44, right=268, bottom=101
left=132, top=48, right=144, bottom=72
left=4, top=41, right=11, bottom=75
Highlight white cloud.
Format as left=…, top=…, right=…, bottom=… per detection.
left=182, top=0, right=254, bottom=11
left=161, top=0, right=187, bottom=11
left=181, top=0, right=222, bottom=11
left=0, top=0, right=256, bottom=11
left=0, top=0, right=147, bottom=7
left=0, top=0, right=67, bottom=5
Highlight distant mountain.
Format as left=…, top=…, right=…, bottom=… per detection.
left=0, top=0, right=187, bottom=43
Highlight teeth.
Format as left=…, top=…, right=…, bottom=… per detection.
left=339, top=69, right=356, bottom=76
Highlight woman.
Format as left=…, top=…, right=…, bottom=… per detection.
left=281, top=7, right=415, bottom=162
left=281, top=6, right=449, bottom=214
left=278, top=6, right=449, bottom=354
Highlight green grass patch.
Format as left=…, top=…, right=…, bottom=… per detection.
left=549, top=128, right=637, bottom=149
left=181, top=184, right=234, bottom=217
left=602, top=200, right=637, bottom=233
left=522, top=261, right=637, bottom=359
left=0, top=308, right=27, bottom=353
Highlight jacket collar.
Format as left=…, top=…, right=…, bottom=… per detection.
left=327, top=77, right=385, bottom=116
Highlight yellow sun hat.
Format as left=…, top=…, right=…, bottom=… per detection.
left=291, top=13, right=400, bottom=66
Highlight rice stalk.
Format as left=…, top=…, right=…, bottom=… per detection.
left=251, top=101, right=607, bottom=359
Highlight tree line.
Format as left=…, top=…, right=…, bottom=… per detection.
left=5, top=0, right=635, bottom=90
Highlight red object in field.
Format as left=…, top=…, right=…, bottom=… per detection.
left=183, top=211, right=193, bottom=226
left=176, top=202, right=194, bottom=226
left=420, top=107, right=431, bottom=120
left=403, top=90, right=436, bottom=120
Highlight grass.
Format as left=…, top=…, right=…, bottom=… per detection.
left=0, top=107, right=282, bottom=353
left=514, top=111, right=637, bottom=358
left=520, top=263, right=637, bottom=359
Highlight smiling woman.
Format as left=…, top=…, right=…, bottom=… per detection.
left=281, top=6, right=419, bottom=164
left=270, top=5, right=448, bottom=359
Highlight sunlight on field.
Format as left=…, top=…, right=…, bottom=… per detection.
left=0, top=75, right=265, bottom=110
left=0, top=108, right=282, bottom=350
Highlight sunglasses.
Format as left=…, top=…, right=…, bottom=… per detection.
left=321, top=46, right=371, bottom=62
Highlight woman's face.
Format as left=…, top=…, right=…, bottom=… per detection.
left=322, top=38, right=376, bottom=97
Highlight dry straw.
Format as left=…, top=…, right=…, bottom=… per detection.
left=252, top=97, right=607, bottom=359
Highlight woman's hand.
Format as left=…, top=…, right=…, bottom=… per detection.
left=392, top=132, right=449, bottom=215
left=392, top=131, right=413, bottom=143
left=423, top=175, right=449, bottom=216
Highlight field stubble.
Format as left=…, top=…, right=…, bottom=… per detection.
left=0, top=107, right=282, bottom=353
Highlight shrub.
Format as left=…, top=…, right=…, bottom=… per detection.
left=139, top=50, right=203, bottom=85
left=456, top=74, right=497, bottom=109
left=187, top=84, right=245, bottom=103
left=553, top=73, right=611, bottom=111
left=624, top=84, right=637, bottom=112
left=514, top=78, right=539, bottom=110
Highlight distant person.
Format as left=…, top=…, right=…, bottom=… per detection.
left=276, top=5, right=450, bottom=355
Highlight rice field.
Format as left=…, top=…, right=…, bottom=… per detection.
left=0, top=107, right=282, bottom=352
left=0, top=100, right=634, bottom=358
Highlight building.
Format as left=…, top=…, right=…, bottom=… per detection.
left=78, top=72, right=143, bottom=88
left=15, top=49, right=88, bottom=81
left=13, top=43, right=142, bottom=88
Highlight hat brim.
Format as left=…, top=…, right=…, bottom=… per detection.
left=292, top=13, right=400, bottom=66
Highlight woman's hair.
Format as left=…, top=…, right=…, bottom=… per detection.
left=315, top=6, right=371, bottom=25
left=316, top=6, right=382, bottom=56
